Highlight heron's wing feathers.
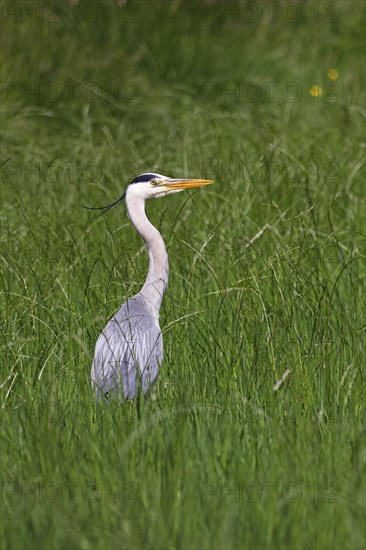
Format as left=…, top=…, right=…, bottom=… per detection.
left=91, top=325, right=137, bottom=400
left=91, top=300, right=163, bottom=401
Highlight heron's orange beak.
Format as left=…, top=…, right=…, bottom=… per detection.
left=162, top=178, right=215, bottom=189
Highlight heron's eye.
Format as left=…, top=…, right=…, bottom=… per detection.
left=150, top=179, right=158, bottom=186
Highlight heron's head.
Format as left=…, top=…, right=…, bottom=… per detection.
left=85, top=173, right=214, bottom=216
left=127, top=173, right=214, bottom=200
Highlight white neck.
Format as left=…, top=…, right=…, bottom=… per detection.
left=126, top=192, right=168, bottom=315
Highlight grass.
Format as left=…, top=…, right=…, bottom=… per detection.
left=1, top=1, right=365, bottom=548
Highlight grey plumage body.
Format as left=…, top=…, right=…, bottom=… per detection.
left=89, top=172, right=213, bottom=401
left=91, top=294, right=163, bottom=400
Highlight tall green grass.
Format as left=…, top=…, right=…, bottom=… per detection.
left=1, top=1, right=365, bottom=548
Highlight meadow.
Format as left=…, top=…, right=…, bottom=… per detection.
left=1, top=1, right=365, bottom=548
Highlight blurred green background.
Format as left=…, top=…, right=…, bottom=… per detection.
left=1, top=1, right=365, bottom=549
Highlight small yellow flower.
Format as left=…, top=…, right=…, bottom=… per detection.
left=327, top=69, right=339, bottom=80
left=309, top=84, right=323, bottom=97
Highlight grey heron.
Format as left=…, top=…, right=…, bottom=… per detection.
left=87, top=173, right=214, bottom=401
